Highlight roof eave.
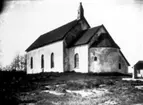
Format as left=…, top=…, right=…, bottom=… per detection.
left=119, top=50, right=130, bottom=66
left=101, top=25, right=120, bottom=49
left=26, top=39, right=64, bottom=52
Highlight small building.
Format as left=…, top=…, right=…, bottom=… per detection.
left=133, top=61, right=143, bottom=78
left=25, top=3, right=130, bottom=74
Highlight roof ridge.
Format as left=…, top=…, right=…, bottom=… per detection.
left=40, top=19, right=77, bottom=37
left=26, top=19, right=78, bottom=52
left=88, top=24, right=103, bottom=30
left=62, top=20, right=80, bottom=39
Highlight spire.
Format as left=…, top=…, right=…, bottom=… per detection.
left=77, top=2, right=84, bottom=20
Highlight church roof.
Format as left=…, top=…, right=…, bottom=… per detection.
left=73, top=25, right=120, bottom=49
left=119, top=50, right=130, bottom=66
left=90, top=33, right=120, bottom=48
left=26, top=20, right=78, bottom=52
left=26, top=22, right=120, bottom=52
left=73, top=25, right=102, bottom=46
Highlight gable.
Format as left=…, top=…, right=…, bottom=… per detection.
left=91, top=33, right=119, bottom=48
left=64, top=17, right=90, bottom=47
left=72, top=25, right=119, bottom=49
left=90, top=26, right=120, bottom=48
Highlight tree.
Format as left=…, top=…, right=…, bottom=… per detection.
left=10, top=54, right=27, bottom=71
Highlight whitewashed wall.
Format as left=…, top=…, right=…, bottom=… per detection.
left=68, top=45, right=88, bottom=73
left=26, top=41, right=64, bottom=74
left=89, top=47, right=128, bottom=74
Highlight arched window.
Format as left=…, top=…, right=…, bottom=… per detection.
left=30, top=57, right=33, bottom=69
left=51, top=53, right=54, bottom=68
left=119, top=63, right=121, bottom=69
left=74, top=53, right=79, bottom=68
left=41, top=54, right=44, bottom=69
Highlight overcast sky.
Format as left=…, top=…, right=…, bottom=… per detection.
left=0, top=0, right=143, bottom=70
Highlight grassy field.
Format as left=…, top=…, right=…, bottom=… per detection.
left=1, top=71, right=143, bottom=105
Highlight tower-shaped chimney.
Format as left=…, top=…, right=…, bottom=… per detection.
left=77, top=2, right=84, bottom=20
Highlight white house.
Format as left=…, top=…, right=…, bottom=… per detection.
left=26, top=3, right=130, bottom=74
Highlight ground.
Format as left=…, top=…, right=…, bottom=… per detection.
left=1, top=71, right=143, bottom=105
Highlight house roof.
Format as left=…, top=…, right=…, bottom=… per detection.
left=26, top=19, right=78, bottom=52
left=134, top=61, right=143, bottom=70
left=134, top=61, right=143, bottom=67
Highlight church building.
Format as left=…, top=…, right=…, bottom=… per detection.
left=26, top=3, right=130, bottom=74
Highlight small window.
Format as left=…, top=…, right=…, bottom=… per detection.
left=30, top=57, right=33, bottom=69
left=119, top=63, right=121, bottom=69
left=41, top=55, right=44, bottom=68
left=94, top=57, right=97, bottom=61
left=74, top=53, right=79, bottom=68
left=137, top=70, right=140, bottom=74
left=51, top=53, right=54, bottom=68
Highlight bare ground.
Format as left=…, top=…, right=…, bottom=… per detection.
left=1, top=72, right=143, bottom=105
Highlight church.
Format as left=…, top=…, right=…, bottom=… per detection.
left=26, top=3, right=130, bottom=74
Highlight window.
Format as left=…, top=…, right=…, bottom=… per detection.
left=94, top=57, right=97, bottom=61
left=51, top=53, right=54, bottom=68
left=41, top=55, right=44, bottom=68
left=30, top=57, right=33, bottom=69
left=74, top=53, right=79, bottom=68
left=119, top=63, right=121, bottom=69
left=137, top=70, right=140, bottom=74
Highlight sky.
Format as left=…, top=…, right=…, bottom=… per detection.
left=0, top=0, right=143, bottom=71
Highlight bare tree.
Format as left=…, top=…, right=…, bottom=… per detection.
left=10, top=54, right=27, bottom=71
